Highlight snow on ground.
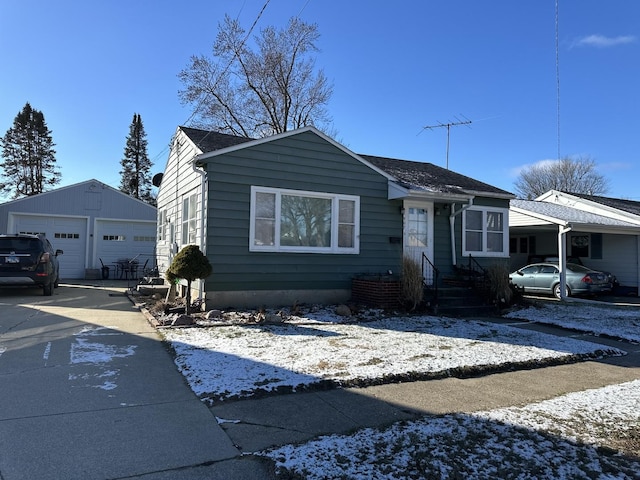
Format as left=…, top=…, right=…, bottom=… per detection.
left=505, top=301, right=640, bottom=343
left=159, top=302, right=640, bottom=478
left=262, top=380, right=640, bottom=479
left=162, top=312, right=623, bottom=403
left=68, top=326, right=137, bottom=391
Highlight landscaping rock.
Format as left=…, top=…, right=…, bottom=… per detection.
left=205, top=309, right=223, bottom=320
left=335, top=304, right=352, bottom=316
left=262, top=313, right=284, bottom=324
left=171, top=314, right=195, bottom=326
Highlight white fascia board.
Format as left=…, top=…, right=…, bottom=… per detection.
left=510, top=205, right=568, bottom=227
left=465, top=189, right=515, bottom=200
left=388, top=181, right=473, bottom=202
left=537, top=190, right=640, bottom=226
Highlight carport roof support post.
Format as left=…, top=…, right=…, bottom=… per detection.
left=558, top=224, right=572, bottom=299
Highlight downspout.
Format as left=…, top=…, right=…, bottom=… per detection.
left=192, top=157, right=208, bottom=304
left=449, top=198, right=474, bottom=266
left=557, top=224, right=572, bottom=300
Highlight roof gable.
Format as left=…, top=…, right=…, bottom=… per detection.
left=0, top=179, right=155, bottom=211
left=536, top=190, right=640, bottom=225
left=511, top=199, right=639, bottom=228
left=570, top=192, right=640, bottom=217
left=178, top=126, right=512, bottom=200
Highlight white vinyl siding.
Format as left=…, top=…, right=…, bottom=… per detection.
left=250, top=186, right=359, bottom=254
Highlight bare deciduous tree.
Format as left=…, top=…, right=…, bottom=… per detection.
left=178, top=15, right=333, bottom=138
left=514, top=156, right=609, bottom=199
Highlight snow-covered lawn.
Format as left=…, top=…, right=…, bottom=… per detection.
left=162, top=311, right=623, bottom=403
left=159, top=301, right=640, bottom=479
left=504, top=300, right=640, bottom=343
left=263, top=380, right=640, bottom=479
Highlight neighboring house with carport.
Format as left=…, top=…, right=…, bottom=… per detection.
left=0, top=179, right=157, bottom=280
left=154, top=126, right=513, bottom=309
left=509, top=190, right=640, bottom=296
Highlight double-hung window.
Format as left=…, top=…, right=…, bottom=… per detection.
left=250, top=186, right=359, bottom=253
left=462, top=207, right=509, bottom=256
left=157, top=210, right=166, bottom=241
left=181, top=194, right=197, bottom=245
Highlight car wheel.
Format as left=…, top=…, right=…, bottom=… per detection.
left=553, top=283, right=570, bottom=299
left=43, top=281, right=53, bottom=296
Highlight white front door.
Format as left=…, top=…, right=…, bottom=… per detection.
left=403, top=202, right=435, bottom=285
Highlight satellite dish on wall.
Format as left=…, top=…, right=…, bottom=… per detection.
left=152, top=173, right=163, bottom=187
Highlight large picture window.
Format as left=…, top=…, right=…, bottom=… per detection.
left=462, top=207, right=509, bottom=257
left=250, top=186, right=359, bottom=253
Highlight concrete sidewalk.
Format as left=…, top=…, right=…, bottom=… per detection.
left=210, top=317, right=640, bottom=453
left=0, top=282, right=275, bottom=480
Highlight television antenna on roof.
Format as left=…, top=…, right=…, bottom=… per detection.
left=420, top=115, right=472, bottom=169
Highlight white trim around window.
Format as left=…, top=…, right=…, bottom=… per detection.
left=462, top=206, right=509, bottom=257
left=249, top=186, right=360, bottom=254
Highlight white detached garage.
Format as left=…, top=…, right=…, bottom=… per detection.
left=0, top=179, right=157, bottom=279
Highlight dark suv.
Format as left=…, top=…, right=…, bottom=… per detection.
left=0, top=234, right=63, bottom=296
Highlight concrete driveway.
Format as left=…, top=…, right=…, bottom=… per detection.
left=0, top=282, right=273, bottom=480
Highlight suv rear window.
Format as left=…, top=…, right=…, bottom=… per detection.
left=0, top=238, right=42, bottom=253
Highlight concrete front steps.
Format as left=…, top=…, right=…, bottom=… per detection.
left=426, top=283, right=499, bottom=317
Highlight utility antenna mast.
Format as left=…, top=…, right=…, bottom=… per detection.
left=422, top=116, right=472, bottom=169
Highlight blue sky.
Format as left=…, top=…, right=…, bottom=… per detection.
left=1, top=0, right=638, bottom=200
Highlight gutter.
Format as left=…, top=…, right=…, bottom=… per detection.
left=449, top=197, right=474, bottom=266
left=192, top=156, right=208, bottom=302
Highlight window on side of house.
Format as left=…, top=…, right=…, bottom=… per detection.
left=509, top=235, right=531, bottom=254
left=181, top=194, right=197, bottom=245
left=462, top=207, right=509, bottom=257
left=570, top=233, right=590, bottom=258
left=250, top=186, right=360, bottom=254
left=157, top=210, right=166, bottom=241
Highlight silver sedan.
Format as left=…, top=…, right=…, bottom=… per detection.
left=509, top=262, right=612, bottom=299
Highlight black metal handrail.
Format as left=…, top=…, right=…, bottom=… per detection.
left=466, top=254, right=487, bottom=276
left=422, top=252, right=440, bottom=305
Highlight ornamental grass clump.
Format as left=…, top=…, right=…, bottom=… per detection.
left=166, top=245, right=212, bottom=314
left=402, top=255, right=424, bottom=311
left=486, top=263, right=513, bottom=307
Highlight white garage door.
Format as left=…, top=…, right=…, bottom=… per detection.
left=95, top=220, right=156, bottom=273
left=12, top=215, right=87, bottom=279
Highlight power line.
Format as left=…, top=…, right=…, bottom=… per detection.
left=420, top=116, right=472, bottom=169
left=555, top=0, right=561, bottom=160
left=150, top=0, right=272, bottom=165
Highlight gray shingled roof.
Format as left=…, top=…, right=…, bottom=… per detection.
left=568, top=193, right=640, bottom=217
left=179, top=126, right=513, bottom=198
left=180, top=127, right=253, bottom=153
left=360, top=154, right=513, bottom=197
left=511, top=199, right=639, bottom=227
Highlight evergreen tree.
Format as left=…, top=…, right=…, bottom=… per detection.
left=120, top=113, right=155, bottom=205
left=0, top=102, right=60, bottom=198
left=166, top=245, right=212, bottom=314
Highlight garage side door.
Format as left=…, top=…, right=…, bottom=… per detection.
left=95, top=220, right=156, bottom=270
left=12, top=215, right=87, bottom=279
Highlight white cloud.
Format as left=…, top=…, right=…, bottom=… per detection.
left=509, top=159, right=557, bottom=178
left=572, top=34, right=636, bottom=48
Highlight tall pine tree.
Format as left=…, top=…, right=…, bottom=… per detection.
left=120, top=113, right=155, bottom=205
left=0, top=102, right=60, bottom=198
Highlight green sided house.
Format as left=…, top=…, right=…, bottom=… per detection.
left=154, top=126, right=514, bottom=308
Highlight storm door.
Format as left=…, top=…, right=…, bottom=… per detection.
left=403, top=202, right=434, bottom=285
